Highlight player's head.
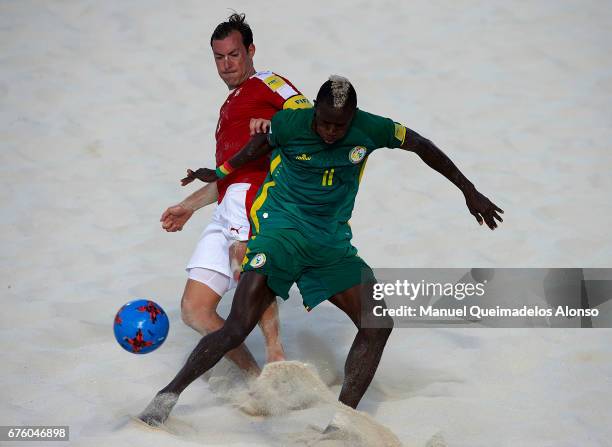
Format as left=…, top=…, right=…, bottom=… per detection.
left=210, top=13, right=256, bottom=89
left=313, top=75, right=357, bottom=145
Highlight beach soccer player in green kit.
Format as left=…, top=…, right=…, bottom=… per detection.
left=138, top=75, right=504, bottom=426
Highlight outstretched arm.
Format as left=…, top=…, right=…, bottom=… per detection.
left=181, top=133, right=273, bottom=185
left=160, top=182, right=219, bottom=232
left=400, top=128, right=504, bottom=230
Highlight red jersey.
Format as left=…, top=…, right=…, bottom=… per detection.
left=215, top=71, right=311, bottom=211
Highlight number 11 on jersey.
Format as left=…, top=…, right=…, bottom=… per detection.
left=322, top=169, right=335, bottom=186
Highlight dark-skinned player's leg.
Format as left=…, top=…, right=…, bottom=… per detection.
left=138, top=271, right=276, bottom=426
left=328, top=282, right=394, bottom=409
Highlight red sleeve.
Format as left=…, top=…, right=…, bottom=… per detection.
left=252, top=71, right=312, bottom=111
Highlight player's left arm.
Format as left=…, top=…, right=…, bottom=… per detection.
left=400, top=127, right=504, bottom=230
left=181, top=133, right=274, bottom=185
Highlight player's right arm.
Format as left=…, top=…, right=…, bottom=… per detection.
left=181, top=133, right=274, bottom=185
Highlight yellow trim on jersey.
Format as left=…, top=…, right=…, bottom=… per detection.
left=250, top=180, right=276, bottom=235
left=358, top=156, right=369, bottom=183
left=241, top=247, right=251, bottom=269
left=394, top=123, right=407, bottom=145
left=344, top=157, right=370, bottom=229
left=283, top=95, right=312, bottom=110
left=250, top=155, right=282, bottom=235
left=270, top=154, right=282, bottom=173
left=263, top=74, right=286, bottom=91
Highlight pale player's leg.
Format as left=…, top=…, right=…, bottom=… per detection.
left=258, top=298, right=285, bottom=363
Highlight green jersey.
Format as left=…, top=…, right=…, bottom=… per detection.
left=249, top=107, right=407, bottom=247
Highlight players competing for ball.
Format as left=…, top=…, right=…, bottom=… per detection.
left=139, top=75, right=503, bottom=426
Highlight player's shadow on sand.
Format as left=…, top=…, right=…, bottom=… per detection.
left=364, top=368, right=464, bottom=412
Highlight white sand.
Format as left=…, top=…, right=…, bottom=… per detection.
left=1, top=1, right=611, bottom=446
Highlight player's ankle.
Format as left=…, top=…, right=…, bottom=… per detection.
left=266, top=348, right=286, bottom=363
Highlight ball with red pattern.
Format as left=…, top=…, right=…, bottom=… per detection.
left=113, top=299, right=169, bottom=354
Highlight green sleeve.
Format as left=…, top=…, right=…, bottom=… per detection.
left=267, top=109, right=291, bottom=148
left=355, top=110, right=407, bottom=149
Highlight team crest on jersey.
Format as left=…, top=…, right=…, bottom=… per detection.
left=250, top=253, right=267, bottom=268
left=349, top=146, right=367, bottom=164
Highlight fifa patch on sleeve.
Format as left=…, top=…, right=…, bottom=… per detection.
left=255, top=71, right=298, bottom=100
left=283, top=94, right=312, bottom=110
left=394, top=122, right=407, bottom=144
left=263, top=74, right=286, bottom=91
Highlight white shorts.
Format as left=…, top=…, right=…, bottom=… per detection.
left=187, top=268, right=232, bottom=297
left=186, top=183, right=252, bottom=292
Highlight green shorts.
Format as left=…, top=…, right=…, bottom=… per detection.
left=242, top=228, right=376, bottom=310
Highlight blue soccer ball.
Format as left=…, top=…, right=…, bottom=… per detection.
left=113, top=299, right=169, bottom=354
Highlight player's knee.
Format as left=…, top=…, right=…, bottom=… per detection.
left=220, top=320, right=249, bottom=349
left=180, top=301, right=196, bottom=328
left=360, top=312, right=394, bottom=332
left=361, top=324, right=393, bottom=345
left=380, top=324, right=393, bottom=341
left=181, top=295, right=215, bottom=329
left=383, top=315, right=395, bottom=332
left=380, top=315, right=394, bottom=339
left=180, top=294, right=198, bottom=325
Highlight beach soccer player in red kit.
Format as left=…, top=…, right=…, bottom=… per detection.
left=159, top=13, right=311, bottom=376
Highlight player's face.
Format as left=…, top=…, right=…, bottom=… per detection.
left=211, top=31, right=255, bottom=89
left=313, top=103, right=355, bottom=145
